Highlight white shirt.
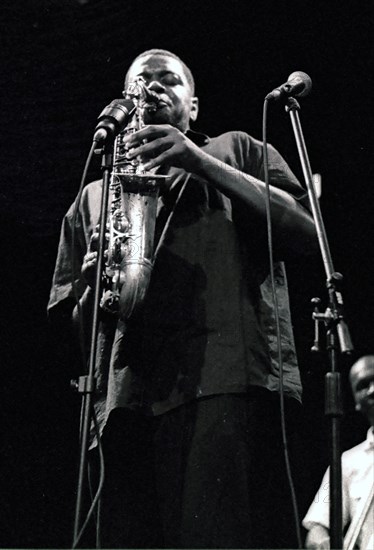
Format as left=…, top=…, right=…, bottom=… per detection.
left=303, top=428, right=374, bottom=549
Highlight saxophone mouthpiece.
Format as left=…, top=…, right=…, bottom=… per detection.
left=144, top=87, right=162, bottom=112
left=123, top=78, right=161, bottom=112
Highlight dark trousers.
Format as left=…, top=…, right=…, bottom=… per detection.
left=87, top=389, right=301, bottom=549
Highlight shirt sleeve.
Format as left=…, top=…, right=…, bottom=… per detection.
left=241, top=132, right=310, bottom=206
left=302, top=468, right=331, bottom=530
left=302, top=466, right=351, bottom=531
left=227, top=131, right=315, bottom=259
left=47, top=198, right=89, bottom=319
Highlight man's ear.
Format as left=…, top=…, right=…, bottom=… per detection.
left=190, top=97, right=199, bottom=122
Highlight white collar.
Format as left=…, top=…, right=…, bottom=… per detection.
left=364, top=427, right=374, bottom=450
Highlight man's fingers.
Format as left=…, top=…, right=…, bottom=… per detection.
left=83, top=251, right=97, bottom=264
left=123, top=124, right=171, bottom=149
left=126, top=137, right=172, bottom=161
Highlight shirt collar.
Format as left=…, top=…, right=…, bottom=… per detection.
left=364, top=427, right=374, bottom=450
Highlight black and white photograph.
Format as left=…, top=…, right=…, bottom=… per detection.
left=1, top=1, right=373, bottom=548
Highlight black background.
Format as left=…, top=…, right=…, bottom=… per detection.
left=1, top=0, right=373, bottom=547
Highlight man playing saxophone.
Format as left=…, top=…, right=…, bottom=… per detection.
left=49, top=49, right=317, bottom=548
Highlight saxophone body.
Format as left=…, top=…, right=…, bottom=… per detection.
left=100, top=78, right=166, bottom=320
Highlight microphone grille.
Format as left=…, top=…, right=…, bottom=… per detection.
left=288, top=71, right=312, bottom=97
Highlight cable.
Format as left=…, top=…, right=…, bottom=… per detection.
left=70, top=139, right=105, bottom=548
left=71, top=139, right=97, bottom=372
left=262, top=98, right=303, bottom=549
left=72, top=405, right=105, bottom=549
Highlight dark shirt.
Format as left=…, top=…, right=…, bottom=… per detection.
left=48, top=130, right=309, bottom=444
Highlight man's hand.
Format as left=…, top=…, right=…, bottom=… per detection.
left=81, top=226, right=101, bottom=288
left=82, top=251, right=98, bottom=288
left=122, top=124, right=204, bottom=173
left=305, top=525, right=330, bottom=549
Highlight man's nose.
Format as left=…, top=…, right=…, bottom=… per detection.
left=147, top=80, right=166, bottom=93
left=367, top=380, right=374, bottom=396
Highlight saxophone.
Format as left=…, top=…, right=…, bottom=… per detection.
left=100, top=77, right=167, bottom=320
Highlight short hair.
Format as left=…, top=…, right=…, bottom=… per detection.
left=125, top=49, right=195, bottom=95
left=350, top=355, right=374, bottom=388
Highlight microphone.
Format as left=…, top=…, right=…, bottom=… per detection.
left=265, top=71, right=312, bottom=101
left=93, top=98, right=136, bottom=143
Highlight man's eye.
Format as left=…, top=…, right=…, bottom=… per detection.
left=161, top=74, right=180, bottom=86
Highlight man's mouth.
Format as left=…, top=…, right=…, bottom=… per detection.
left=145, top=100, right=169, bottom=114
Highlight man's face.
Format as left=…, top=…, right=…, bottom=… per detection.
left=125, top=54, right=198, bottom=132
left=350, top=358, right=374, bottom=425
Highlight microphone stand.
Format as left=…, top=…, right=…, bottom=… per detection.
left=285, top=97, right=354, bottom=549
left=72, top=141, right=113, bottom=548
